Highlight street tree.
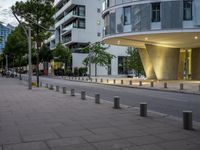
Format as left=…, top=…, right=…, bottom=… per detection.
left=126, top=47, right=145, bottom=77
left=53, top=43, right=72, bottom=73
left=4, top=26, right=27, bottom=79
left=12, top=0, right=55, bottom=86
left=82, top=42, right=115, bottom=76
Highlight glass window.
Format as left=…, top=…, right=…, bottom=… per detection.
left=79, top=6, right=85, bottom=16
left=152, top=3, right=160, bottom=22
left=183, top=0, right=193, bottom=20
left=124, top=6, right=131, bottom=25
left=118, top=56, right=128, bottom=74
left=78, top=19, right=85, bottom=28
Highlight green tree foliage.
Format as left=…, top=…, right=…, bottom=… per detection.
left=82, top=42, right=115, bottom=76
left=4, top=26, right=27, bottom=78
left=12, top=0, right=55, bottom=85
left=39, top=44, right=53, bottom=62
left=53, top=43, right=72, bottom=70
left=126, top=47, right=145, bottom=77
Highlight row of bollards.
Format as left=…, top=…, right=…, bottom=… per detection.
left=66, top=77, right=200, bottom=92
left=39, top=81, right=194, bottom=131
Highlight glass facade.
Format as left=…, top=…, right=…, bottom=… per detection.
left=103, top=0, right=199, bottom=36
left=0, top=24, right=14, bottom=53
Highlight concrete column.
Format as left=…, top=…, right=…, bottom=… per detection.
left=146, top=44, right=180, bottom=80
left=138, top=48, right=157, bottom=79
left=192, top=48, right=200, bottom=80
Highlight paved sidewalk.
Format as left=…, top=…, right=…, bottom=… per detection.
left=0, top=77, right=200, bottom=150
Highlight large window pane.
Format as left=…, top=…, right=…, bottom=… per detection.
left=124, top=6, right=131, bottom=25
left=183, top=0, right=193, bottom=20
left=152, top=3, right=160, bottom=22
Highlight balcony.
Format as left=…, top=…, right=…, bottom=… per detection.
left=54, top=0, right=80, bottom=20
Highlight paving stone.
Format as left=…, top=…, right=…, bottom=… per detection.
left=55, top=129, right=94, bottom=138
left=82, top=134, right=120, bottom=143
left=92, top=139, right=133, bottom=150
left=3, top=142, right=49, bottom=150
left=158, top=140, right=200, bottom=150
left=47, top=137, right=87, bottom=149
left=47, top=143, right=97, bottom=150
left=126, top=144, right=165, bottom=150
left=127, top=135, right=164, bottom=146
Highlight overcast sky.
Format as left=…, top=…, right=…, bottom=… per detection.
left=0, top=0, right=22, bottom=26
left=0, top=0, right=59, bottom=26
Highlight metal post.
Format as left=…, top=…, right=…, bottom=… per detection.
left=63, top=87, right=66, bottom=94
left=28, top=27, right=32, bottom=90
left=140, top=103, right=147, bottom=117
left=150, top=81, right=154, bottom=87
left=81, top=91, right=86, bottom=100
left=180, top=83, right=184, bottom=90
left=95, top=93, right=100, bottom=104
left=121, top=80, right=123, bottom=85
left=113, top=96, right=120, bottom=109
left=89, top=49, right=91, bottom=79
left=164, top=82, right=167, bottom=88
left=183, top=111, right=193, bottom=130
left=71, top=89, right=75, bottom=96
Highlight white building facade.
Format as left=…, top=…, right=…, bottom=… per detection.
left=46, top=0, right=130, bottom=76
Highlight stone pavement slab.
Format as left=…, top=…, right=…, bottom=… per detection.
left=0, top=77, right=200, bottom=150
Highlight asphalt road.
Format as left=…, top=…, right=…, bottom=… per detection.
left=33, top=76, right=200, bottom=122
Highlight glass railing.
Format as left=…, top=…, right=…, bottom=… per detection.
left=62, top=24, right=74, bottom=32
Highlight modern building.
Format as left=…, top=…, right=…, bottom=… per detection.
left=46, top=0, right=129, bottom=76
left=102, top=0, right=200, bottom=80
left=0, top=23, right=14, bottom=53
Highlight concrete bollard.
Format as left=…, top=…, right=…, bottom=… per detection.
left=164, top=82, right=168, bottom=88
left=183, top=111, right=193, bottom=130
left=49, top=85, right=54, bottom=90
left=139, top=81, right=142, bottom=86
left=95, top=94, right=100, bottom=104
left=101, top=78, right=103, bottom=83
left=113, top=79, right=116, bottom=84
left=62, top=87, right=66, bottom=94
left=199, top=85, right=200, bottom=92
left=56, top=86, right=59, bottom=92
left=78, top=77, right=80, bottom=80
left=86, top=78, right=88, bottom=81
left=45, top=83, right=48, bottom=88
left=40, top=82, right=42, bottom=87
left=82, top=77, right=84, bottom=81
left=150, top=81, right=154, bottom=87
left=121, top=80, right=123, bottom=85
left=180, top=83, right=184, bottom=90
left=95, top=78, right=97, bottom=82
left=140, top=103, right=147, bottom=117
left=90, top=78, right=93, bottom=82
left=129, top=80, right=132, bottom=85
left=113, top=96, right=120, bottom=109
left=107, top=79, right=109, bottom=83
left=81, top=91, right=86, bottom=100
left=71, top=89, right=75, bottom=96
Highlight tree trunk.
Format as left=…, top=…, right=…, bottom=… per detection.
left=95, top=63, right=97, bottom=77
left=19, top=56, right=22, bottom=80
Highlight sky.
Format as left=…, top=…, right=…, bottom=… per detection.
left=0, top=0, right=23, bottom=26
left=0, top=0, right=59, bottom=26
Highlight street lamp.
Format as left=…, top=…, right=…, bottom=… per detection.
left=12, top=11, right=32, bottom=90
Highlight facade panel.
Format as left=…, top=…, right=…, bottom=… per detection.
left=161, top=1, right=183, bottom=29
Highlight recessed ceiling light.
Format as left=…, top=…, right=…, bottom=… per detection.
left=194, top=36, right=198, bottom=40
left=145, top=37, right=148, bottom=41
